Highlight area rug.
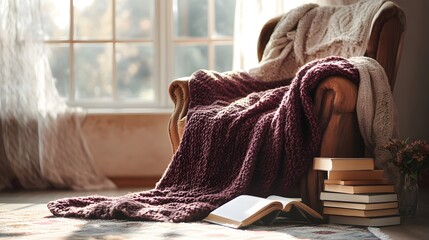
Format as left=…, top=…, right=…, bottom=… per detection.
left=0, top=203, right=390, bottom=240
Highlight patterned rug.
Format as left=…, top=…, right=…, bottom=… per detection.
left=0, top=203, right=390, bottom=240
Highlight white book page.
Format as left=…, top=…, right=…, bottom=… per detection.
left=267, top=195, right=301, bottom=208
left=209, top=195, right=275, bottom=222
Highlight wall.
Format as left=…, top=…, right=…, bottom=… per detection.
left=390, top=0, right=429, bottom=186
left=82, top=113, right=173, bottom=185
left=391, top=0, right=429, bottom=142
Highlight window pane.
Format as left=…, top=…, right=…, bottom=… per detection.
left=174, top=0, right=208, bottom=37
left=116, top=0, right=154, bottom=39
left=74, top=44, right=113, bottom=100
left=46, top=45, right=70, bottom=98
left=116, top=43, right=154, bottom=101
left=74, top=0, right=112, bottom=39
left=215, top=44, right=233, bottom=72
left=214, top=0, right=236, bottom=37
left=41, top=0, right=70, bottom=40
left=174, top=45, right=208, bottom=78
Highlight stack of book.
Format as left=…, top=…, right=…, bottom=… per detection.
left=314, top=157, right=401, bottom=227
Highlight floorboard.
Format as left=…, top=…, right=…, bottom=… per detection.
left=1, top=187, right=428, bottom=239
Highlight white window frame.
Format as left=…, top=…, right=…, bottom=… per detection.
left=44, top=0, right=235, bottom=111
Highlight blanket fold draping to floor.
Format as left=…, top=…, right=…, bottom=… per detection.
left=48, top=56, right=359, bottom=222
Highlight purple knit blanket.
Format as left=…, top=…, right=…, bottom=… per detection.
left=47, top=57, right=359, bottom=222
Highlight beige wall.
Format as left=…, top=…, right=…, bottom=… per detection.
left=82, top=113, right=173, bottom=177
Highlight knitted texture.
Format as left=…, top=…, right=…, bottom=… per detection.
left=48, top=57, right=359, bottom=222
left=349, top=57, right=399, bottom=181
left=249, top=0, right=384, bottom=82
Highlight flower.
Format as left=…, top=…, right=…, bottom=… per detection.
left=385, top=138, right=429, bottom=181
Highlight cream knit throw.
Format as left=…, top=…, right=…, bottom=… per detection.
left=250, top=0, right=385, bottom=82
left=349, top=57, right=399, bottom=180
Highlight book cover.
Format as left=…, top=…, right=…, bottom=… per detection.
left=323, top=201, right=398, bottom=210
left=203, top=195, right=323, bottom=228
left=320, top=191, right=398, bottom=203
left=327, top=170, right=384, bottom=180
left=324, top=184, right=395, bottom=194
left=323, top=207, right=398, bottom=217
left=324, top=179, right=391, bottom=186
left=329, top=215, right=401, bottom=227
left=313, top=157, right=374, bottom=171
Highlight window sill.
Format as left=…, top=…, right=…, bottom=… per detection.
left=86, top=108, right=173, bottom=115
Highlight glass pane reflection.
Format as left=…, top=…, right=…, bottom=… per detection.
left=215, top=44, right=233, bottom=72
left=74, top=0, right=112, bottom=39
left=174, top=0, right=208, bottom=37
left=214, top=0, right=236, bottom=37
left=174, top=44, right=208, bottom=78
left=116, top=0, right=154, bottom=39
left=41, top=0, right=70, bottom=40
left=74, top=44, right=113, bottom=100
left=116, top=43, right=155, bottom=101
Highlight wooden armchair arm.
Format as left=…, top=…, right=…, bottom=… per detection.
left=168, top=77, right=190, bottom=152
left=315, top=76, right=364, bottom=157
left=301, top=76, right=364, bottom=214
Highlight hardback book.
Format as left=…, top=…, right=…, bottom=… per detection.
left=327, top=170, right=384, bottom=180
left=313, top=157, right=374, bottom=171
left=203, top=195, right=323, bottom=229
left=329, top=215, right=401, bottom=227
left=324, top=179, right=391, bottom=186
left=323, top=201, right=398, bottom=210
left=324, top=184, right=395, bottom=194
left=320, top=191, right=398, bottom=203
left=323, top=207, right=398, bottom=217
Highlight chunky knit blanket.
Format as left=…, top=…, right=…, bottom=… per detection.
left=250, top=0, right=384, bottom=82
left=48, top=57, right=359, bottom=222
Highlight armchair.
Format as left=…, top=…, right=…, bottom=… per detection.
left=168, top=1, right=405, bottom=214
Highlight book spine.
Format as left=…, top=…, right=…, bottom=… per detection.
left=313, top=158, right=374, bottom=171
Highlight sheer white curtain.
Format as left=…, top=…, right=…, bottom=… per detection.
left=233, top=0, right=359, bottom=71
left=0, top=0, right=115, bottom=190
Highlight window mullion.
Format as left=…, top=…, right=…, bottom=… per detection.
left=208, top=0, right=215, bottom=69
left=112, top=0, right=118, bottom=102
left=70, top=0, right=75, bottom=103
left=159, top=0, right=171, bottom=107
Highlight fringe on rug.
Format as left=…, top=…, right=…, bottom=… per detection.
left=368, top=227, right=392, bottom=240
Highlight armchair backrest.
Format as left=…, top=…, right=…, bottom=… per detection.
left=256, top=1, right=406, bottom=91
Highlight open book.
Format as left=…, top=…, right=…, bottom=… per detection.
left=203, top=195, right=323, bottom=228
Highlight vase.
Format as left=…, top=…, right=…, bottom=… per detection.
left=398, top=173, right=419, bottom=217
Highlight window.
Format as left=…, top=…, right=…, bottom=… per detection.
left=42, top=0, right=236, bottom=109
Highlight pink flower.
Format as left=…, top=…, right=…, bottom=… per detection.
left=385, top=138, right=429, bottom=181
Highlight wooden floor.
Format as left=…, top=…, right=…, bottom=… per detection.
left=1, top=187, right=428, bottom=239
left=378, top=187, right=429, bottom=240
